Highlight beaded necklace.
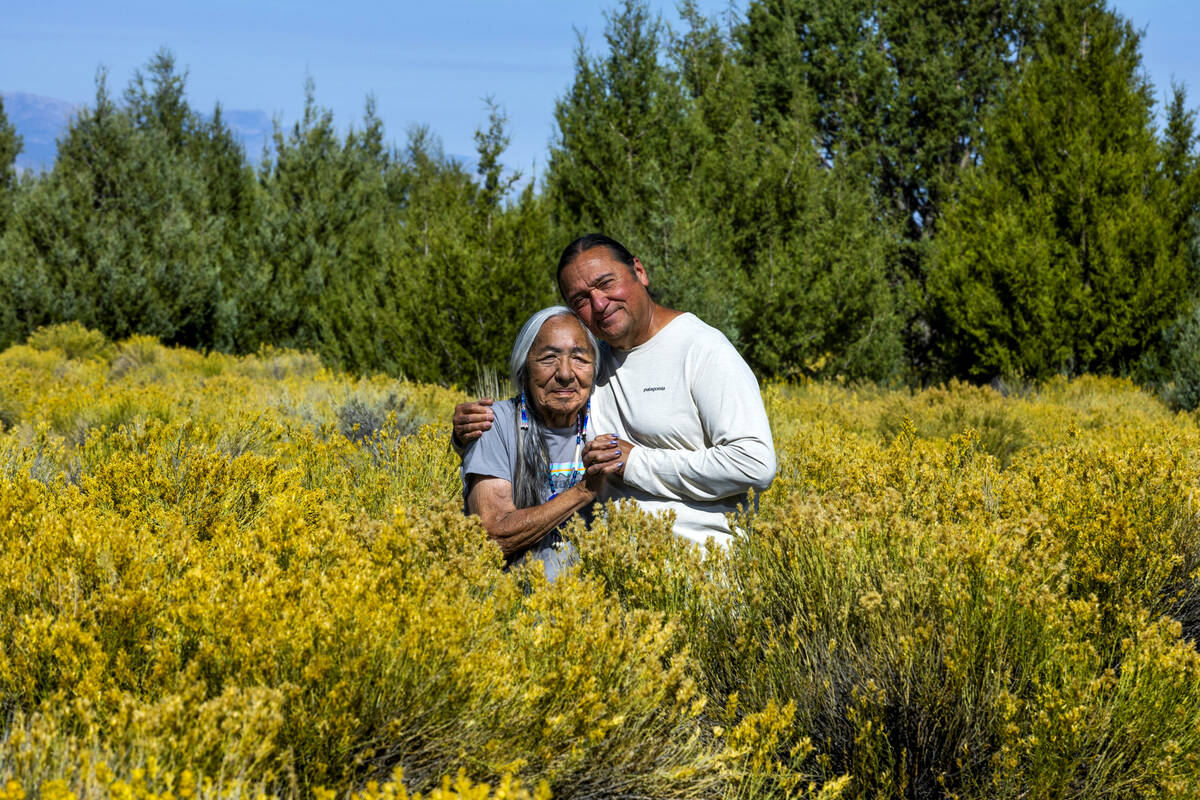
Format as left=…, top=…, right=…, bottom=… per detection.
left=519, top=392, right=589, bottom=499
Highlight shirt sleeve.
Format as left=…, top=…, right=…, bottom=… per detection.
left=620, top=335, right=776, bottom=502
left=462, top=402, right=515, bottom=484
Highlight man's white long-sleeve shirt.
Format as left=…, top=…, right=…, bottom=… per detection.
left=589, top=313, right=776, bottom=547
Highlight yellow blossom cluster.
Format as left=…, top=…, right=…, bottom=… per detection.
left=2, top=324, right=1199, bottom=799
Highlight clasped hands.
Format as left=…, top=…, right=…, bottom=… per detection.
left=580, top=434, right=633, bottom=491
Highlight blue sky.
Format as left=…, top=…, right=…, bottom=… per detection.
left=2, top=1, right=1197, bottom=177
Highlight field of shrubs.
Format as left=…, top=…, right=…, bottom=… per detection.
left=1, top=323, right=1199, bottom=799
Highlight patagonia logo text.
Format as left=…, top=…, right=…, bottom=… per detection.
left=643, top=386, right=666, bottom=392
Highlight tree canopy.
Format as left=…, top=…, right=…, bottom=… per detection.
left=0, top=1, right=1197, bottom=390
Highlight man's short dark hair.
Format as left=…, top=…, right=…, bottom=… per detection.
left=555, top=234, right=638, bottom=288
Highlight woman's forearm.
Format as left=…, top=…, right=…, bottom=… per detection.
left=475, top=484, right=596, bottom=557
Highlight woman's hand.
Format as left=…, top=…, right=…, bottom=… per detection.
left=452, top=398, right=495, bottom=448
left=583, top=434, right=634, bottom=488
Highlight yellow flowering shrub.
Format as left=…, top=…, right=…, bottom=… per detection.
left=2, top=326, right=1200, bottom=799
left=0, top=328, right=717, bottom=798
left=580, top=377, right=1200, bottom=798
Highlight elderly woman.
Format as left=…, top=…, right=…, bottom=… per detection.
left=462, top=306, right=616, bottom=580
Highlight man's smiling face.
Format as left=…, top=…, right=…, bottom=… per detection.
left=558, top=246, right=652, bottom=350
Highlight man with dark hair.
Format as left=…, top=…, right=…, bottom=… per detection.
left=454, top=234, right=776, bottom=547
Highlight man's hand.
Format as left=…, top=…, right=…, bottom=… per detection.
left=583, top=434, right=634, bottom=486
left=452, top=398, right=495, bottom=449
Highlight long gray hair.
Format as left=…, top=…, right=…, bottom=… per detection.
left=509, top=306, right=600, bottom=509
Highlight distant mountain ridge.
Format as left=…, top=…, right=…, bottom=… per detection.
left=2, top=91, right=272, bottom=171
left=2, top=91, right=78, bottom=171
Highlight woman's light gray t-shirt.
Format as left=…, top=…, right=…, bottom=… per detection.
left=461, top=397, right=588, bottom=580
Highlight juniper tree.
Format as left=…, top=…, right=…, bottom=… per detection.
left=0, top=95, right=21, bottom=232
left=0, top=54, right=257, bottom=351
left=253, top=83, right=400, bottom=372
left=1161, top=83, right=1200, bottom=240
left=928, top=0, right=1190, bottom=379
left=392, top=109, right=556, bottom=386
left=547, top=0, right=903, bottom=380
left=669, top=3, right=903, bottom=380
left=737, top=0, right=1037, bottom=246
left=546, top=0, right=693, bottom=289
left=735, top=0, right=1039, bottom=374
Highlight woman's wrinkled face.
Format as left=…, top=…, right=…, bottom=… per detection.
left=526, top=315, right=594, bottom=427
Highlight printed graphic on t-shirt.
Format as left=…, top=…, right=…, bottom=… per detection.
left=548, top=460, right=584, bottom=498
